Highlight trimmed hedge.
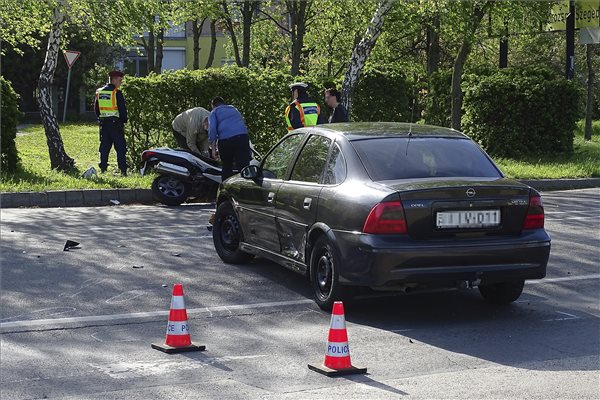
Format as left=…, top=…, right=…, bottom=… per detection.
left=121, top=66, right=415, bottom=166
left=1, top=77, right=21, bottom=173
left=462, top=66, right=581, bottom=158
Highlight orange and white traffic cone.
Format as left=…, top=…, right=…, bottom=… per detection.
left=151, top=283, right=205, bottom=354
left=308, top=301, right=367, bottom=376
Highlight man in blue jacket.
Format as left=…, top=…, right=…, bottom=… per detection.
left=208, top=97, right=251, bottom=181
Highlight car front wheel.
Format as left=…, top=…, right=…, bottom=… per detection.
left=212, top=201, right=254, bottom=264
left=310, top=236, right=349, bottom=311
left=479, top=280, right=525, bottom=304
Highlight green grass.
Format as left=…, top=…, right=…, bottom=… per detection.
left=494, top=120, right=600, bottom=179
left=1, top=121, right=599, bottom=192
left=0, top=123, right=153, bottom=192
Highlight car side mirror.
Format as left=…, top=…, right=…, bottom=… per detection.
left=241, top=164, right=260, bottom=180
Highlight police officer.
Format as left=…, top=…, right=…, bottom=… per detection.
left=285, top=82, right=323, bottom=131
left=94, top=70, right=128, bottom=176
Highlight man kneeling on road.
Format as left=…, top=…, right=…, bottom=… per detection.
left=171, top=107, right=211, bottom=156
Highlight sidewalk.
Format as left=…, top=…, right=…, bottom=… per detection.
left=1, top=178, right=598, bottom=208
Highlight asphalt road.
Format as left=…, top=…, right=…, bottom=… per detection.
left=1, top=188, right=598, bottom=400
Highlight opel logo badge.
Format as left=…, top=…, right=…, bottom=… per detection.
left=466, top=188, right=476, bottom=197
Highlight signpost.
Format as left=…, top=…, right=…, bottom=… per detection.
left=62, top=50, right=81, bottom=123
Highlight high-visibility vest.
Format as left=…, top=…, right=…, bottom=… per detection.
left=96, top=88, right=120, bottom=118
left=285, top=100, right=320, bottom=131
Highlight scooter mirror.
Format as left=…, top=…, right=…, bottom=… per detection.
left=241, top=165, right=259, bottom=180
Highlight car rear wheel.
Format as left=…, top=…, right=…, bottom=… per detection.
left=152, top=175, right=189, bottom=206
left=479, top=280, right=525, bottom=304
left=212, top=201, right=254, bottom=264
left=310, top=236, right=349, bottom=311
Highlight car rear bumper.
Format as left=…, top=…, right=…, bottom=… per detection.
left=332, top=229, right=551, bottom=287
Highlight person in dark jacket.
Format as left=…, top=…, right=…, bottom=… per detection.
left=208, top=96, right=251, bottom=181
left=285, top=82, right=324, bottom=130
left=94, top=70, right=128, bottom=176
left=324, top=87, right=349, bottom=123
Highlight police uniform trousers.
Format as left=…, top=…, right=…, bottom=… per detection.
left=99, top=117, right=127, bottom=172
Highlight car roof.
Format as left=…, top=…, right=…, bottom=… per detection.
left=308, top=122, right=467, bottom=140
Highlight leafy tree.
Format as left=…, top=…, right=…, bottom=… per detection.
left=341, top=0, right=396, bottom=114
left=0, top=0, right=143, bottom=171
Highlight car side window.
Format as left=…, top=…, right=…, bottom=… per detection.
left=323, top=143, right=346, bottom=185
left=290, top=135, right=332, bottom=183
left=262, top=133, right=305, bottom=179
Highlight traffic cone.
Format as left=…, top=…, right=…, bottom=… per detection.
left=151, top=283, right=206, bottom=354
left=308, top=301, right=367, bottom=376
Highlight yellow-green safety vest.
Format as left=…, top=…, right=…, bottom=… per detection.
left=285, top=100, right=320, bottom=131
left=96, top=88, right=120, bottom=118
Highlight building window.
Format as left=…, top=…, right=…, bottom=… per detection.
left=123, top=49, right=148, bottom=77
left=162, top=48, right=186, bottom=71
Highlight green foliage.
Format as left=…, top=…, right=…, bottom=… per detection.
left=423, top=69, right=452, bottom=127
left=462, top=66, right=582, bottom=158
left=121, top=66, right=416, bottom=164
left=351, top=68, right=417, bottom=122
left=1, top=77, right=22, bottom=173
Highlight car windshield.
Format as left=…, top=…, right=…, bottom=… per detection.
left=352, top=137, right=501, bottom=181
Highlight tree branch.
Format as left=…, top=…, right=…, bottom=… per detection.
left=258, top=9, right=290, bottom=33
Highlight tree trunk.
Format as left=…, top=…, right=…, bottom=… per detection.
left=287, top=1, right=308, bottom=77
left=193, top=18, right=207, bottom=70
left=146, top=30, right=155, bottom=74
left=426, top=14, right=440, bottom=75
left=241, top=1, right=258, bottom=67
left=584, top=44, right=595, bottom=141
left=205, top=20, right=217, bottom=68
left=222, top=0, right=242, bottom=67
left=154, top=28, right=164, bottom=73
left=37, top=4, right=74, bottom=171
left=450, top=3, right=489, bottom=131
left=341, top=0, right=396, bottom=115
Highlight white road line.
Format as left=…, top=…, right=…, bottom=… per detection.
left=2, top=275, right=598, bottom=331
left=527, top=274, right=600, bottom=284
left=0, top=299, right=314, bottom=331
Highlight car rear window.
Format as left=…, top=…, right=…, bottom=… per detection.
left=352, top=137, right=501, bottom=181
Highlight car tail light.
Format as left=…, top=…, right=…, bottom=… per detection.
left=141, top=151, right=157, bottom=161
left=363, top=201, right=407, bottom=234
left=523, top=194, right=544, bottom=230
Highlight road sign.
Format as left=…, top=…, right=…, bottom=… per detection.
left=62, top=50, right=81, bottom=69
left=546, top=0, right=600, bottom=32
left=62, top=50, right=81, bottom=123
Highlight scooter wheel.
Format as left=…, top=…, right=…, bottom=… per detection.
left=152, top=175, right=189, bottom=206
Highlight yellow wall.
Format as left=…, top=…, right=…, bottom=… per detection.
left=162, top=35, right=229, bottom=69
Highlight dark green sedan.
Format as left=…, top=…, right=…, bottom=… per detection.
left=212, top=123, right=551, bottom=310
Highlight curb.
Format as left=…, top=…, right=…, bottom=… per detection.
left=517, top=178, right=600, bottom=192
left=0, top=189, right=155, bottom=209
left=1, top=179, right=598, bottom=209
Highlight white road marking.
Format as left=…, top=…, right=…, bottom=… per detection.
left=526, top=274, right=600, bottom=285
left=105, top=290, right=145, bottom=304
left=0, top=307, right=77, bottom=322
left=2, top=276, right=598, bottom=331
left=0, top=299, right=314, bottom=331
left=543, top=311, right=581, bottom=322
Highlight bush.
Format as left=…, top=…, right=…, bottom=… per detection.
left=121, top=66, right=416, bottom=165
left=1, top=77, right=22, bottom=173
left=352, top=68, right=416, bottom=122
left=462, top=66, right=581, bottom=158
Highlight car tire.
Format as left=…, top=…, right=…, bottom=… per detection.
left=152, top=175, right=189, bottom=206
left=479, top=280, right=525, bottom=304
left=309, top=236, right=349, bottom=311
left=212, top=201, right=254, bottom=264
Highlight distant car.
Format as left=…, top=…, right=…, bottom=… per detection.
left=212, top=122, right=551, bottom=310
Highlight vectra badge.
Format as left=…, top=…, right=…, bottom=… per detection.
left=466, top=188, right=476, bottom=197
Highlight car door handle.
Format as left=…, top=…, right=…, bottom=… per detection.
left=303, top=197, right=312, bottom=210
left=267, top=192, right=276, bottom=204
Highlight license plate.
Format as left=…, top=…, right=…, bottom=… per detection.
left=436, top=209, right=501, bottom=229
